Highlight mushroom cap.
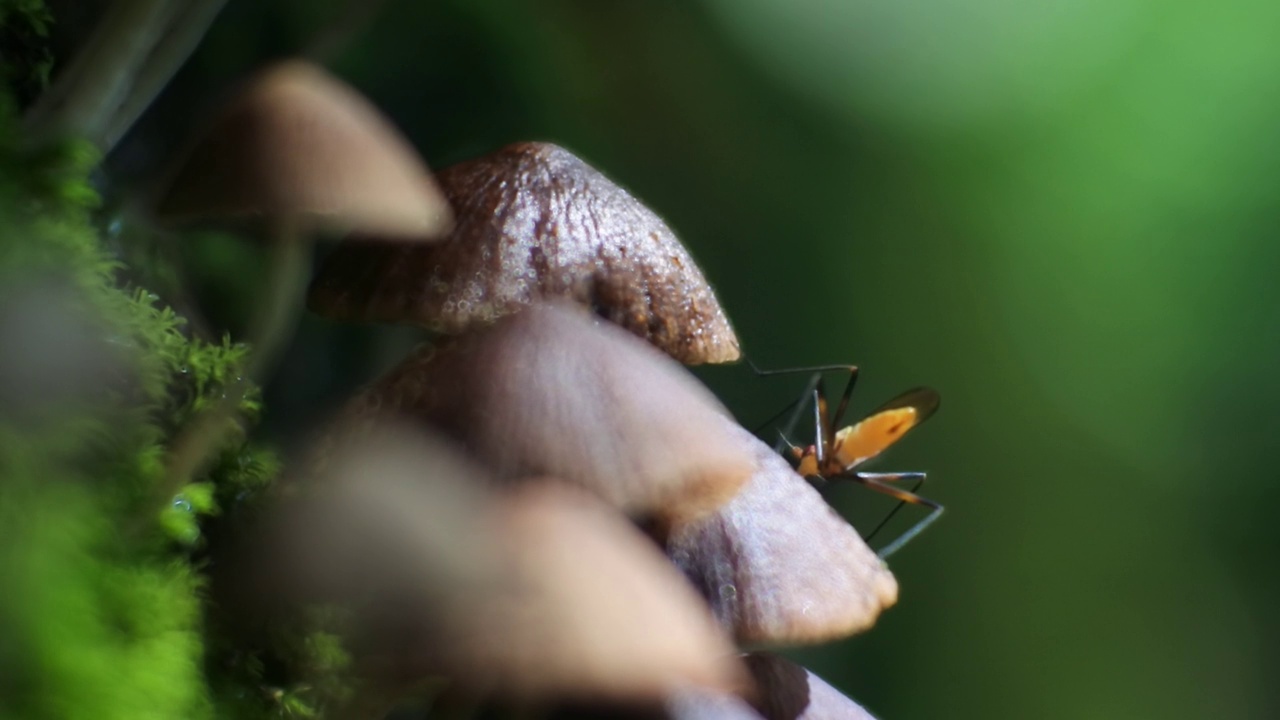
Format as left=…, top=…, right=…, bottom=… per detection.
left=254, top=420, right=499, bottom=617
left=306, top=141, right=739, bottom=364
left=665, top=420, right=898, bottom=646
left=259, top=425, right=744, bottom=702
left=155, top=59, right=451, bottom=238
left=346, top=301, right=754, bottom=523
left=435, top=482, right=746, bottom=701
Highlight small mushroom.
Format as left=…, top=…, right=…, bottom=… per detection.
left=307, top=141, right=740, bottom=365
left=156, top=59, right=450, bottom=238
left=665, top=419, right=898, bottom=646
left=345, top=301, right=753, bottom=524
left=259, top=420, right=497, bottom=612
left=256, top=426, right=745, bottom=703
left=154, top=58, right=451, bottom=380
left=152, top=59, right=451, bottom=492
left=434, top=482, right=747, bottom=701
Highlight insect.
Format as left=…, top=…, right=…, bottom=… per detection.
left=750, top=361, right=945, bottom=559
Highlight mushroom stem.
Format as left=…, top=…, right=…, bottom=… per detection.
left=244, top=216, right=309, bottom=380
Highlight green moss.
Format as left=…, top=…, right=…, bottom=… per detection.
left=0, top=478, right=209, bottom=720
left=0, top=26, right=351, bottom=719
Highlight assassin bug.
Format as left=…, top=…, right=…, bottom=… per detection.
left=749, top=361, right=945, bottom=559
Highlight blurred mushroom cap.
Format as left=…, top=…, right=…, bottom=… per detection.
left=436, top=482, right=746, bottom=701
left=155, top=59, right=451, bottom=238
left=347, top=301, right=753, bottom=523
left=257, top=423, right=743, bottom=702
left=665, top=421, right=898, bottom=645
left=307, top=141, right=739, bottom=364
left=256, top=420, right=498, bottom=614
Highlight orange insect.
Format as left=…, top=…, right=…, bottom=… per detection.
left=752, top=362, right=944, bottom=558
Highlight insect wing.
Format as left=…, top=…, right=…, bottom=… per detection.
left=832, top=387, right=940, bottom=469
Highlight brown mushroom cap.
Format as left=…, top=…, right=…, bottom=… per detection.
left=252, top=420, right=499, bottom=619
left=306, top=141, right=739, bottom=364
left=436, top=482, right=746, bottom=701
left=665, top=420, right=898, bottom=646
left=344, top=301, right=754, bottom=523
left=155, top=59, right=451, bottom=237
left=259, top=425, right=744, bottom=702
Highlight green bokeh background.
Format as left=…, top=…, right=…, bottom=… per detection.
left=106, top=0, right=1280, bottom=717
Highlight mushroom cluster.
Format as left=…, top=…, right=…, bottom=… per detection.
left=204, top=64, right=929, bottom=720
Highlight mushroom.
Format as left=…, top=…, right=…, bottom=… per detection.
left=259, top=420, right=497, bottom=613
left=255, top=422, right=745, bottom=704
left=307, top=141, right=740, bottom=365
left=153, top=58, right=450, bottom=492
left=343, top=301, right=754, bottom=524
left=154, top=58, right=451, bottom=379
left=436, top=482, right=747, bottom=701
left=664, top=419, right=898, bottom=646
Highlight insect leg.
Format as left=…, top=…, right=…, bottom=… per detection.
left=858, top=472, right=927, bottom=544
left=841, top=472, right=944, bottom=559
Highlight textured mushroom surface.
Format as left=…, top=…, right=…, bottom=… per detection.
left=344, top=302, right=753, bottom=522
left=157, top=60, right=451, bottom=237
left=665, top=421, right=898, bottom=645
left=307, top=141, right=739, bottom=364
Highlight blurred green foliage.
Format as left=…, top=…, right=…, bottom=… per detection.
left=0, top=7, right=350, bottom=715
